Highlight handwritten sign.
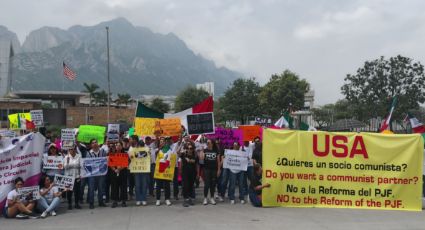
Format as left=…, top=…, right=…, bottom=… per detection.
left=238, top=125, right=262, bottom=142
left=108, top=153, right=129, bottom=167
left=30, top=110, right=44, bottom=127
left=129, top=147, right=151, bottom=173
left=207, top=127, right=242, bottom=149
left=223, top=149, right=248, bottom=171
left=77, top=125, right=106, bottom=144
left=187, top=112, right=215, bottom=135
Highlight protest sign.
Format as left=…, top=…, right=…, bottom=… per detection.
left=0, top=130, right=17, bottom=138
left=108, top=153, right=129, bottom=167
left=223, top=149, right=248, bottom=171
left=187, top=112, right=215, bottom=135
left=0, top=133, right=44, bottom=210
left=135, top=117, right=158, bottom=136
left=77, top=125, right=106, bottom=144
left=157, top=118, right=181, bottom=137
left=30, top=110, right=44, bottom=128
left=42, top=156, right=64, bottom=169
left=80, top=157, right=108, bottom=178
left=54, top=174, right=75, bottom=190
left=108, top=124, right=120, bottom=133
left=129, top=147, right=151, bottom=173
left=154, top=150, right=177, bottom=181
left=262, top=129, right=423, bottom=211
left=128, top=127, right=135, bottom=136
left=239, top=125, right=262, bottom=142
left=61, top=129, right=76, bottom=142
left=17, top=186, right=41, bottom=200
left=206, top=127, right=242, bottom=149
left=107, top=133, right=120, bottom=143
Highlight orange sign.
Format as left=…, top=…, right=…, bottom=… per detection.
left=155, top=118, right=181, bottom=137
left=239, top=125, right=262, bottom=142
left=108, top=153, right=129, bottom=167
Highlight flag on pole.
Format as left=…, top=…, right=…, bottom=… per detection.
left=274, top=116, right=289, bottom=128
left=406, top=113, right=425, bottom=134
left=63, top=62, right=76, bottom=80
left=379, top=97, right=397, bottom=132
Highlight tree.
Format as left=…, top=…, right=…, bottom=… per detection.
left=115, top=93, right=132, bottom=107
left=150, top=97, right=170, bottom=113
left=219, top=78, right=261, bottom=124
left=311, top=99, right=354, bottom=129
left=259, top=70, right=310, bottom=119
left=174, top=86, right=210, bottom=111
left=93, top=90, right=108, bottom=106
left=341, top=55, right=425, bottom=121
left=83, top=83, right=100, bottom=107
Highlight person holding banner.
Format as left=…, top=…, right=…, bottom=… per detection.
left=3, top=177, right=38, bottom=219
left=181, top=142, right=199, bottom=207
left=155, top=137, right=172, bottom=206
left=63, top=146, right=82, bottom=210
left=38, top=176, right=63, bottom=218
left=200, top=138, right=220, bottom=205
left=87, top=139, right=108, bottom=209
left=228, top=142, right=246, bottom=204
left=109, top=141, right=128, bottom=208
left=248, top=164, right=270, bottom=207
left=43, top=144, right=63, bottom=178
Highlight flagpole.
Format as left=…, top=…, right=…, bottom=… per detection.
left=62, top=62, right=65, bottom=108
left=106, top=26, right=111, bottom=124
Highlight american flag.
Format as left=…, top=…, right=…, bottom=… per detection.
left=63, top=61, right=77, bottom=80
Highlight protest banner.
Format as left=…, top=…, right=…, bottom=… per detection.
left=42, top=156, right=64, bottom=169
left=54, top=174, right=75, bottom=190
left=108, top=153, right=129, bottom=167
left=129, top=147, right=151, bottom=173
left=262, top=129, right=423, bottom=211
left=206, top=127, right=242, bottom=149
left=154, top=150, right=177, bottom=181
left=80, top=157, right=108, bottom=178
left=108, top=124, right=120, bottom=133
left=0, top=133, right=44, bottom=210
left=223, top=149, right=248, bottom=171
left=239, top=125, right=262, bottom=142
left=0, top=130, right=17, bottom=138
left=77, top=125, right=106, bottom=144
left=30, top=110, right=44, bottom=128
left=17, top=186, right=41, bottom=200
left=187, top=112, right=215, bottom=135
left=135, top=117, right=158, bottom=136
left=157, top=118, right=181, bottom=136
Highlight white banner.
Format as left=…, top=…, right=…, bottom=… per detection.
left=42, top=156, right=64, bottom=170
left=108, top=124, right=120, bottom=133
left=17, top=186, right=41, bottom=200
left=54, top=174, right=75, bottom=190
left=80, top=157, right=108, bottom=178
left=0, top=133, right=45, bottom=210
left=61, top=129, right=76, bottom=142
left=223, top=149, right=248, bottom=172
left=30, top=110, right=44, bottom=128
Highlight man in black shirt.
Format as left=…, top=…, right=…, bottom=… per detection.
left=249, top=163, right=270, bottom=207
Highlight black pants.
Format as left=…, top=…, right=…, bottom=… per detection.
left=110, top=169, right=128, bottom=202
left=182, top=169, right=196, bottom=199
left=173, top=167, right=179, bottom=198
left=203, top=168, right=217, bottom=198
left=67, top=179, right=81, bottom=205
left=156, top=179, right=170, bottom=200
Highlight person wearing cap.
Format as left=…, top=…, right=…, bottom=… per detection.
left=63, top=145, right=82, bottom=210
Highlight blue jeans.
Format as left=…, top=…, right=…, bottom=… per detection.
left=135, top=173, right=150, bottom=202
left=88, top=175, right=106, bottom=204
left=80, top=177, right=88, bottom=202
left=38, top=197, right=61, bottom=213
left=219, top=168, right=230, bottom=197
left=228, top=171, right=245, bottom=201
left=248, top=188, right=262, bottom=207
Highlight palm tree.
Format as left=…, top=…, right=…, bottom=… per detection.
left=83, top=83, right=99, bottom=107
left=115, top=93, right=133, bottom=107
left=93, top=90, right=108, bottom=106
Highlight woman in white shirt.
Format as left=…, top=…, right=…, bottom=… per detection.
left=38, top=176, right=63, bottom=218
left=3, top=177, right=37, bottom=219
left=63, top=146, right=82, bottom=210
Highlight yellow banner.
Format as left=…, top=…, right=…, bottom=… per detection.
left=263, top=129, right=423, bottom=211
left=154, top=150, right=177, bottom=181
left=134, top=117, right=181, bottom=137
left=129, top=147, right=151, bottom=173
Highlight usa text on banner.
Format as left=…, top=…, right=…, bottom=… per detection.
left=54, top=174, right=75, bottom=190
left=129, top=147, right=151, bottom=173
left=80, top=157, right=108, bottom=178
left=77, top=125, right=106, bottom=144
left=154, top=150, right=177, bottom=181
left=262, top=129, right=423, bottom=211
left=223, top=149, right=248, bottom=172
left=0, top=133, right=45, bottom=210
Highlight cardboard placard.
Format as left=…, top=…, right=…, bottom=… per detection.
left=54, top=174, right=75, bottom=190
left=187, top=112, right=215, bottom=135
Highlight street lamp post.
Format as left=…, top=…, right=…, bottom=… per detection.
left=106, top=26, right=111, bottom=123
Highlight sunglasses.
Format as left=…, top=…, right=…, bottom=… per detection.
left=188, top=147, right=193, bottom=150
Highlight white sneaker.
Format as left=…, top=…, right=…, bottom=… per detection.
left=203, top=198, right=208, bottom=205
left=142, top=201, right=147, bottom=206
left=218, top=196, right=224, bottom=202
left=165, top=200, right=172, bottom=206
left=241, top=200, right=246, bottom=204
left=210, top=198, right=216, bottom=205
left=51, top=211, right=57, bottom=216
left=214, top=194, right=219, bottom=199
left=40, top=212, right=48, bottom=218
left=156, top=200, right=161, bottom=206
left=230, top=200, right=235, bottom=204
left=136, top=201, right=141, bottom=206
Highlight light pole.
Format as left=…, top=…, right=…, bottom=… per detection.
left=106, top=26, right=111, bottom=123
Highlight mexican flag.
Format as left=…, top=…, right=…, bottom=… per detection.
left=380, top=97, right=397, bottom=132
left=406, top=113, right=425, bottom=135
left=8, top=113, right=34, bottom=130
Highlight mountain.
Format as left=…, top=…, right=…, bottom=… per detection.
left=0, top=26, right=21, bottom=53
left=4, top=18, right=240, bottom=97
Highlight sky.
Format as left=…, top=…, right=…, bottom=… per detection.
left=1, top=0, right=425, bottom=105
